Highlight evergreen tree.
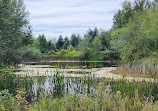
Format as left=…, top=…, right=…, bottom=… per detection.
left=48, top=40, right=53, bottom=51
left=47, top=40, right=57, bottom=52
left=100, top=31, right=111, bottom=51
left=63, top=37, right=69, bottom=49
left=37, top=34, right=47, bottom=53
left=70, top=34, right=80, bottom=48
left=56, top=35, right=64, bottom=50
left=87, top=28, right=98, bottom=43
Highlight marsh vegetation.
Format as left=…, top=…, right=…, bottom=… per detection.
left=0, top=62, right=158, bottom=110
left=0, top=0, right=158, bottom=110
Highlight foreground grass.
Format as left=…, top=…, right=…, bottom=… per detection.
left=30, top=86, right=158, bottom=111
left=1, top=85, right=158, bottom=111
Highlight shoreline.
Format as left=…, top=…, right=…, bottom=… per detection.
left=24, top=60, right=119, bottom=64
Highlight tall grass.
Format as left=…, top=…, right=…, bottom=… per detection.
left=0, top=67, right=158, bottom=102
left=30, top=85, right=158, bottom=111
left=113, top=58, right=158, bottom=78
left=0, top=62, right=158, bottom=110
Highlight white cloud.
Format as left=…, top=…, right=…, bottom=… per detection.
left=24, top=0, right=122, bottom=39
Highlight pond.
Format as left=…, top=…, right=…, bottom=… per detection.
left=15, top=61, right=118, bottom=77
left=0, top=61, right=158, bottom=102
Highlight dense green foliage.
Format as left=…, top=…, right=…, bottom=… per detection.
left=41, top=28, right=117, bottom=61
left=56, top=35, right=64, bottom=50
left=62, top=37, right=69, bottom=49
left=0, top=0, right=158, bottom=110
left=111, top=0, right=158, bottom=62
left=0, top=0, right=39, bottom=64
left=41, top=0, right=158, bottom=61
left=1, top=0, right=158, bottom=64
left=0, top=89, right=29, bottom=111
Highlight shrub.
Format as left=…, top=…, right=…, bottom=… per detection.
left=65, top=50, right=82, bottom=58
left=100, top=49, right=120, bottom=60
left=44, top=49, right=82, bottom=60
left=15, top=89, right=29, bottom=110
left=67, top=45, right=75, bottom=51
left=20, top=46, right=42, bottom=61
left=48, top=50, right=56, bottom=55
left=80, top=47, right=93, bottom=60
left=56, top=49, right=68, bottom=56
left=0, top=89, right=15, bottom=111
left=151, top=51, right=158, bottom=58
left=0, top=89, right=29, bottom=111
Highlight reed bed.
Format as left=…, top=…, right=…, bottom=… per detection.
left=113, top=58, right=158, bottom=78
left=30, top=85, right=158, bottom=111
left=0, top=63, right=158, bottom=110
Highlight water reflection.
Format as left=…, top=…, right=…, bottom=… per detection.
left=30, top=75, right=99, bottom=101
left=26, top=61, right=118, bottom=69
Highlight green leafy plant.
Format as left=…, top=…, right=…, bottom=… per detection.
left=0, top=89, right=15, bottom=111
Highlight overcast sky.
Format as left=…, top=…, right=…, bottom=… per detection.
left=24, top=0, right=127, bottom=39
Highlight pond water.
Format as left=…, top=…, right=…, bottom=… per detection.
left=13, top=61, right=119, bottom=78
left=0, top=61, right=116, bottom=101
left=25, top=61, right=118, bottom=68
left=0, top=61, right=158, bottom=102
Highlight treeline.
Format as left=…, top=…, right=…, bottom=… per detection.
left=33, top=28, right=118, bottom=61
left=37, top=0, right=158, bottom=62
left=0, top=0, right=158, bottom=65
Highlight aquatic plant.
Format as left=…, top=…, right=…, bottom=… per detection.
left=30, top=86, right=158, bottom=111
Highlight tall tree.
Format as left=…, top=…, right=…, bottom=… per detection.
left=48, top=40, right=53, bottom=51
left=71, top=34, right=79, bottom=48
left=37, top=34, right=47, bottom=53
left=113, top=1, right=133, bottom=29
left=87, top=28, right=98, bottom=42
left=56, top=35, right=64, bottom=50
left=47, top=40, right=57, bottom=52
left=0, top=0, right=32, bottom=64
left=62, top=37, right=69, bottom=49
left=100, top=31, right=111, bottom=51
left=113, top=10, right=124, bottom=28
